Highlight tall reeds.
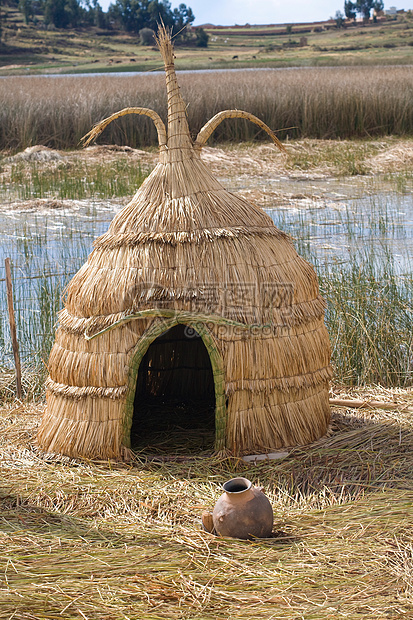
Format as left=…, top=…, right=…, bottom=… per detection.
left=319, top=253, right=413, bottom=387
left=266, top=184, right=413, bottom=388
left=1, top=65, right=413, bottom=151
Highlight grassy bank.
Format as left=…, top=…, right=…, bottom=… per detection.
left=1, top=65, right=413, bottom=151
left=1, top=7, right=412, bottom=75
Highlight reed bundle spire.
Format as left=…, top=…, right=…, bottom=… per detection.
left=156, top=27, right=193, bottom=155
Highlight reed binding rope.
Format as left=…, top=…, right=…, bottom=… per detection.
left=83, top=310, right=275, bottom=341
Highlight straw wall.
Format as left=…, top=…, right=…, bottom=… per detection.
left=38, top=304, right=331, bottom=457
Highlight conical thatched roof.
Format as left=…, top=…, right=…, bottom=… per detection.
left=37, top=28, right=332, bottom=459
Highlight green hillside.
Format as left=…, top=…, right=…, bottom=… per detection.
left=0, top=4, right=412, bottom=75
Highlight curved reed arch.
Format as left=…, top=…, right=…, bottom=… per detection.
left=81, top=106, right=167, bottom=148
left=123, top=317, right=227, bottom=454
left=194, top=109, right=286, bottom=153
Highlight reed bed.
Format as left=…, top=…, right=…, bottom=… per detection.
left=2, top=158, right=147, bottom=201
left=319, top=255, right=413, bottom=387
left=1, top=65, right=413, bottom=151
left=0, top=396, right=412, bottom=618
left=0, top=217, right=90, bottom=372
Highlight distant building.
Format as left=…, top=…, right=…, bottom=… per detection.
left=385, top=6, right=398, bottom=16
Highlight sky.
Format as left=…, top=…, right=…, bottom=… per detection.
left=97, top=1, right=412, bottom=26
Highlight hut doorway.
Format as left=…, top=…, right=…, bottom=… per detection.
left=125, top=321, right=226, bottom=455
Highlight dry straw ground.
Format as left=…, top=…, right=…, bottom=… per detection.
left=0, top=384, right=412, bottom=619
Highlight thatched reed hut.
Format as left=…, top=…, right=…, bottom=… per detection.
left=37, top=29, right=332, bottom=459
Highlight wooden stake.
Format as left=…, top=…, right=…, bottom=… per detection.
left=5, top=258, right=22, bottom=400
left=329, top=398, right=413, bottom=413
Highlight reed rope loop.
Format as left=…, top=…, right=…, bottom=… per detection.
left=82, top=309, right=272, bottom=341
left=80, top=107, right=167, bottom=148
left=195, top=110, right=286, bottom=153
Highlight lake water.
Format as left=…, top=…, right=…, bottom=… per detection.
left=0, top=66, right=339, bottom=79
left=0, top=175, right=412, bottom=366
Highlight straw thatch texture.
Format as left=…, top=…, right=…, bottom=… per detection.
left=37, top=28, right=332, bottom=459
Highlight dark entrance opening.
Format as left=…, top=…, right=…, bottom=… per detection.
left=131, top=324, right=216, bottom=454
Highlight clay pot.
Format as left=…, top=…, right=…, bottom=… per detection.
left=212, top=477, right=273, bottom=539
